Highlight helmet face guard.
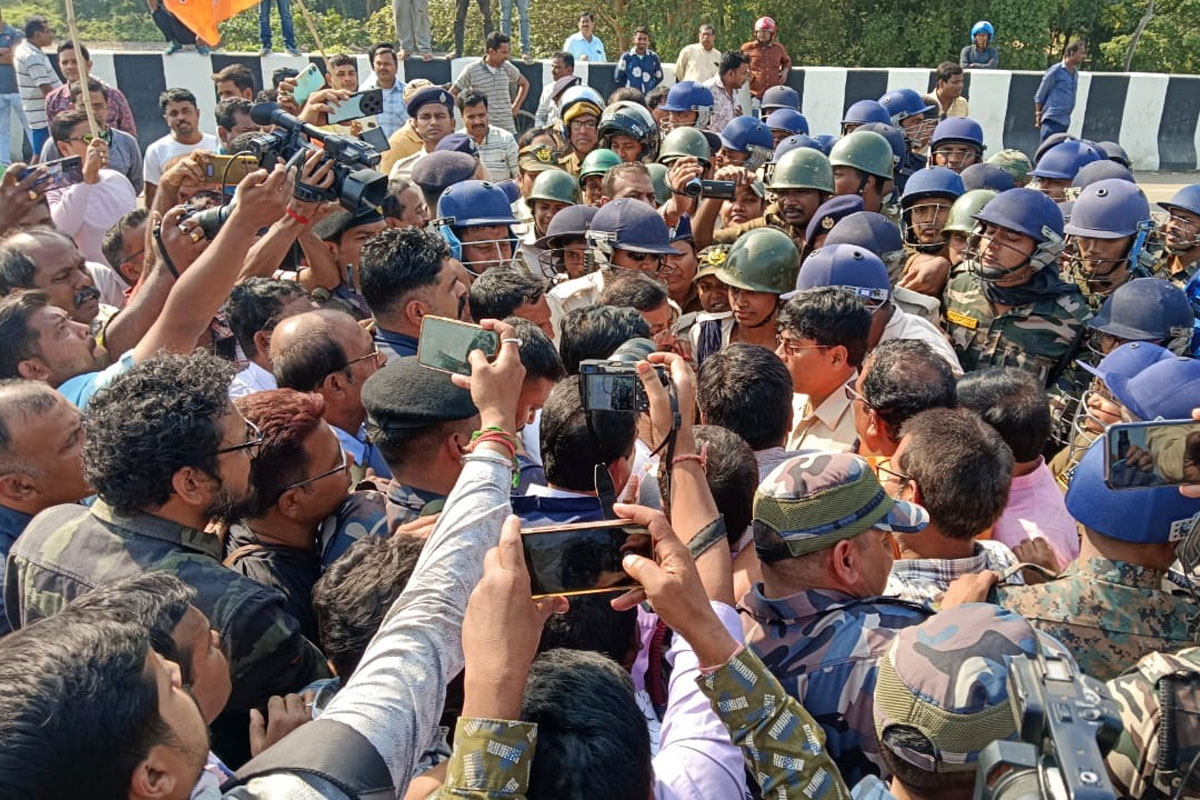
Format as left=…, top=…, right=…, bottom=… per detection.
left=1063, top=221, right=1151, bottom=293
left=901, top=198, right=954, bottom=253
left=1164, top=210, right=1200, bottom=254
left=536, top=240, right=588, bottom=282
left=437, top=220, right=518, bottom=276
left=931, top=142, right=983, bottom=171
left=900, top=116, right=938, bottom=151
left=963, top=222, right=1063, bottom=282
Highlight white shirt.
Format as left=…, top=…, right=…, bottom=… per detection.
left=787, top=373, right=859, bottom=452
left=534, top=82, right=561, bottom=127
left=48, top=171, right=138, bottom=265
left=86, top=261, right=129, bottom=310
left=675, top=43, right=722, bottom=83
left=547, top=270, right=605, bottom=335
left=880, top=305, right=963, bottom=375
left=15, top=40, right=60, bottom=127
left=143, top=132, right=220, bottom=186
left=229, top=361, right=277, bottom=399
left=387, top=147, right=429, bottom=185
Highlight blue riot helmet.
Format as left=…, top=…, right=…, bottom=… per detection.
left=659, top=81, right=714, bottom=130
left=1063, top=178, right=1153, bottom=294
left=718, top=116, right=776, bottom=170
left=765, top=108, right=809, bottom=136
left=1160, top=184, right=1200, bottom=256
left=878, top=87, right=937, bottom=149
left=856, top=122, right=907, bottom=172
left=813, top=134, right=840, bottom=156
left=1096, top=140, right=1132, bottom=168
left=774, top=133, right=823, bottom=162
left=840, top=100, right=892, bottom=134
left=826, top=210, right=907, bottom=278
left=534, top=203, right=598, bottom=281
left=899, top=166, right=965, bottom=252
left=929, top=117, right=985, bottom=172
left=960, top=163, right=1015, bottom=193
left=760, top=85, right=801, bottom=116
left=966, top=187, right=1066, bottom=281
left=1089, top=278, right=1193, bottom=356
left=436, top=180, right=519, bottom=274
left=1070, top=159, right=1135, bottom=192
left=787, top=243, right=891, bottom=310
left=584, top=197, right=676, bottom=274
left=1029, top=140, right=1104, bottom=200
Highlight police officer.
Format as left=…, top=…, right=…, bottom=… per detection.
left=516, top=169, right=578, bottom=276
left=840, top=99, right=891, bottom=135
left=854, top=122, right=909, bottom=193
left=689, top=226, right=800, bottom=362
left=1028, top=139, right=1104, bottom=201
left=658, top=80, right=715, bottom=131
left=879, top=87, right=937, bottom=155
left=558, top=85, right=605, bottom=175
left=960, top=163, right=1015, bottom=192
left=898, top=166, right=964, bottom=297
left=1070, top=159, right=1135, bottom=194
left=773, top=133, right=823, bottom=161
left=988, top=148, right=1034, bottom=187
left=598, top=100, right=660, bottom=163
left=941, top=188, right=996, bottom=274
left=759, top=84, right=800, bottom=117
left=1063, top=178, right=1156, bottom=307
left=577, top=147, right=622, bottom=207
left=829, top=130, right=895, bottom=214
left=547, top=197, right=677, bottom=322
left=435, top=179, right=520, bottom=275
left=928, top=116, right=985, bottom=173
left=361, top=357, right=481, bottom=528
left=1157, top=185, right=1200, bottom=286
left=765, top=108, right=808, bottom=147
left=533, top=203, right=598, bottom=282
left=942, top=187, right=1091, bottom=386
left=657, top=125, right=713, bottom=172
left=714, top=115, right=775, bottom=169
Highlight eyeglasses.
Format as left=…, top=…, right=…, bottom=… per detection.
left=777, top=337, right=827, bottom=356
left=347, top=346, right=382, bottom=367
left=281, top=449, right=350, bottom=492
left=65, top=131, right=111, bottom=145
left=216, top=419, right=264, bottom=460
left=570, top=119, right=599, bottom=131
left=843, top=382, right=876, bottom=409
left=875, top=461, right=912, bottom=487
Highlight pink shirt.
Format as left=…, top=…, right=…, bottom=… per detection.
left=992, top=458, right=1079, bottom=568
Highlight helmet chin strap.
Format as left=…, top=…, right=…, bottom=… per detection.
left=965, top=228, right=1063, bottom=282
left=743, top=302, right=779, bottom=329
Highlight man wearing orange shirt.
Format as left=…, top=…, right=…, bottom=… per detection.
left=740, top=17, right=791, bottom=99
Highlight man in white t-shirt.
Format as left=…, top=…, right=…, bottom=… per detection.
left=142, top=88, right=219, bottom=206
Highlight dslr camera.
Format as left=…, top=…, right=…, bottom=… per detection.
left=974, top=651, right=1122, bottom=800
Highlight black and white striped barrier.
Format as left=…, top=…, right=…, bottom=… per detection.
left=30, top=50, right=1200, bottom=170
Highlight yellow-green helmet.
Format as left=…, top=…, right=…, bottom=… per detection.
left=942, top=189, right=996, bottom=234
left=658, top=126, right=712, bottom=168
left=715, top=227, right=801, bottom=294
left=646, top=162, right=672, bottom=205
left=578, top=148, right=623, bottom=187
left=765, top=147, right=834, bottom=194
left=529, top=168, right=580, bottom=206
left=829, top=130, right=894, bottom=180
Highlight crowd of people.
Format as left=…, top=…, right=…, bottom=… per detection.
left=3, top=9, right=1200, bottom=800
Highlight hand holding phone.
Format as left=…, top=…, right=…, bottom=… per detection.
left=1104, top=420, right=1200, bottom=489
left=19, top=156, right=83, bottom=191
left=521, top=519, right=654, bottom=597
left=418, top=316, right=500, bottom=376
left=292, top=62, right=326, bottom=106
left=326, top=89, right=384, bottom=124
left=203, top=154, right=262, bottom=184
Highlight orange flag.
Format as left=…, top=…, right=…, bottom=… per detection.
left=164, top=0, right=260, bottom=46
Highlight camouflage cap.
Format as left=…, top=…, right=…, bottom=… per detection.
left=752, top=453, right=927, bottom=558
left=693, top=244, right=732, bottom=281
left=987, top=148, right=1033, bottom=185
left=873, top=603, right=1044, bottom=773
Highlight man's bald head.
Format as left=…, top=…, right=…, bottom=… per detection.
left=270, top=309, right=362, bottom=391
left=0, top=227, right=99, bottom=324
left=0, top=378, right=91, bottom=510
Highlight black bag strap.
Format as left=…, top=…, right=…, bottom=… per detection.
left=222, top=718, right=393, bottom=800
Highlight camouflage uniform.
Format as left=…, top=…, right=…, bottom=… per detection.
left=317, top=489, right=389, bottom=568
left=942, top=270, right=1091, bottom=387
left=432, top=718, right=539, bottom=799
left=741, top=586, right=932, bottom=784
left=997, top=557, right=1200, bottom=681
left=1155, top=253, right=1200, bottom=289
left=712, top=204, right=804, bottom=248
left=4, top=501, right=329, bottom=713
left=1106, top=646, right=1200, bottom=799
left=385, top=480, right=446, bottom=533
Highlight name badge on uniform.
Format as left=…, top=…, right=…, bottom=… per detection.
left=945, top=309, right=978, bottom=330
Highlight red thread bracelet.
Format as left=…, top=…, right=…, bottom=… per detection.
left=286, top=207, right=310, bottom=225
left=671, top=442, right=709, bottom=472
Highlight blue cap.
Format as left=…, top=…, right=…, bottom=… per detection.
left=411, top=151, right=478, bottom=193
left=761, top=85, right=800, bottom=112
left=589, top=197, right=676, bottom=255
left=1108, top=357, right=1200, bottom=422
left=842, top=99, right=892, bottom=127
left=406, top=86, right=454, bottom=118
left=671, top=214, right=693, bottom=243
left=774, top=134, right=822, bottom=161
left=1079, top=341, right=1174, bottom=384
left=435, top=132, right=478, bottom=156
left=660, top=80, right=714, bottom=112
left=1066, top=438, right=1200, bottom=543
left=805, top=195, right=865, bottom=247
left=436, top=180, right=519, bottom=227
left=789, top=243, right=890, bottom=303
left=960, top=163, right=1015, bottom=192
left=825, top=211, right=904, bottom=256
left=766, top=108, right=809, bottom=135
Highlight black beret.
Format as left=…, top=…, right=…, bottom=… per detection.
left=362, top=356, right=478, bottom=431
left=406, top=86, right=454, bottom=118
left=313, top=206, right=385, bottom=242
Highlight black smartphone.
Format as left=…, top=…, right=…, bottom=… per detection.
left=1103, top=419, right=1200, bottom=490
left=417, top=315, right=500, bottom=376
left=521, top=520, right=653, bottom=598
left=327, top=88, right=384, bottom=124
left=19, top=156, right=84, bottom=191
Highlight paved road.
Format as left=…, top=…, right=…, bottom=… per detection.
left=1136, top=172, right=1199, bottom=204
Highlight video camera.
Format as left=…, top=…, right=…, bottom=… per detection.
left=974, top=651, right=1122, bottom=800
left=182, top=102, right=388, bottom=240
left=682, top=178, right=737, bottom=200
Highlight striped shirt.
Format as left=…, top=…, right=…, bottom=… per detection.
left=14, top=40, right=61, bottom=128
left=453, top=60, right=521, bottom=133
left=473, top=124, right=519, bottom=181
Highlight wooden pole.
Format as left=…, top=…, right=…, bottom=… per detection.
left=292, top=0, right=330, bottom=71
left=62, top=0, right=100, bottom=138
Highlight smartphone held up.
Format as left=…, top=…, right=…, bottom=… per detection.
left=1103, top=419, right=1200, bottom=490
left=416, top=316, right=500, bottom=376
left=521, top=520, right=653, bottom=598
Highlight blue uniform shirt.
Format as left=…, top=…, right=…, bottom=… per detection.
left=1035, top=62, right=1078, bottom=125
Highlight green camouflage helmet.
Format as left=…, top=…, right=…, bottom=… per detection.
left=987, top=148, right=1033, bottom=185
left=716, top=227, right=801, bottom=294
left=578, top=148, right=623, bottom=186
left=658, top=126, right=712, bottom=167
left=765, top=147, right=835, bottom=194
left=645, top=162, right=672, bottom=205
left=942, top=189, right=997, bottom=234
left=829, top=130, right=895, bottom=180
left=529, top=168, right=580, bottom=206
